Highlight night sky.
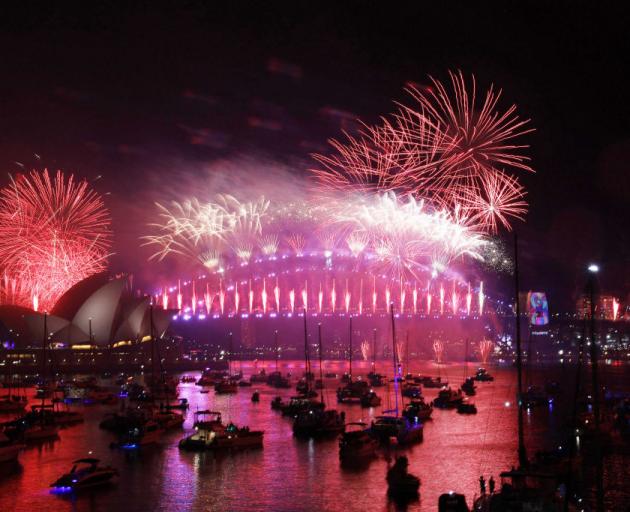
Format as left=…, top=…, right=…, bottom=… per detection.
left=0, top=2, right=629, bottom=310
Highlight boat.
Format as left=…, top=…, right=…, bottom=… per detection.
left=386, top=455, right=420, bottom=499
left=192, top=410, right=224, bottom=431
left=179, top=422, right=263, bottom=451
left=251, top=391, right=260, bottom=403
left=238, top=380, right=253, bottom=387
left=0, top=396, right=26, bottom=413
left=153, top=410, right=184, bottom=429
left=215, top=379, right=238, bottom=394
left=402, top=383, right=422, bottom=399
left=473, top=367, right=494, bottom=382
left=270, top=396, right=284, bottom=410
left=402, top=399, right=433, bottom=422
left=339, top=422, right=378, bottom=462
left=360, top=390, right=382, bottom=408
left=117, top=419, right=162, bottom=448
left=456, top=401, right=478, bottom=415
left=422, top=376, right=447, bottom=388
left=438, top=491, right=469, bottom=511
left=370, top=415, right=423, bottom=445
left=521, top=385, right=548, bottom=408
left=0, top=432, right=23, bottom=463
left=433, top=388, right=464, bottom=409
left=164, top=398, right=189, bottom=411
left=50, top=458, right=118, bottom=492
left=324, top=372, right=338, bottom=379
left=196, top=369, right=228, bottom=387
left=461, top=377, right=477, bottom=396
left=367, top=373, right=385, bottom=387
left=249, top=370, right=267, bottom=383
left=336, top=380, right=369, bottom=404
left=180, top=375, right=197, bottom=383
left=293, top=408, right=345, bottom=437
left=266, top=371, right=291, bottom=388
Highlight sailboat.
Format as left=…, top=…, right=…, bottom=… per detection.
left=215, top=333, right=238, bottom=394
left=293, top=318, right=344, bottom=437
left=370, top=304, right=423, bottom=445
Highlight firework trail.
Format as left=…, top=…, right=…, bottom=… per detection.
left=360, top=340, right=370, bottom=361
left=0, top=169, right=111, bottom=311
left=479, top=339, right=494, bottom=364
left=433, top=339, right=445, bottom=364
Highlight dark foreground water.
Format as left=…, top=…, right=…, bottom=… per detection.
left=1, top=360, right=628, bottom=512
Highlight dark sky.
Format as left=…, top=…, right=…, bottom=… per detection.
left=0, top=2, right=629, bottom=310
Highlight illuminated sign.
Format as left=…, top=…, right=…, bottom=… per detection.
left=528, top=292, right=549, bottom=326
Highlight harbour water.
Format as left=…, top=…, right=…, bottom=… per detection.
left=1, top=360, right=628, bottom=511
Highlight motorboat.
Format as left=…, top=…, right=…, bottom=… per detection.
left=180, top=375, right=197, bottom=383
left=292, top=409, right=345, bottom=437
left=271, top=396, right=284, bottom=411
left=402, top=399, right=433, bottom=422
left=214, top=379, right=238, bottom=394
left=153, top=410, right=184, bottom=430
left=50, top=458, right=118, bottom=492
left=421, top=376, right=446, bottom=388
left=249, top=370, right=267, bottom=383
left=164, top=398, right=189, bottom=411
left=266, top=371, right=291, bottom=388
left=402, top=384, right=422, bottom=399
left=433, top=388, right=464, bottom=409
left=339, top=422, right=378, bottom=462
left=367, top=373, right=385, bottom=387
left=336, top=380, right=369, bottom=404
left=280, top=396, right=324, bottom=417
left=387, top=455, right=420, bottom=499
left=192, top=410, right=224, bottom=431
left=251, top=391, right=260, bottom=403
left=461, top=377, right=477, bottom=396
left=196, top=369, right=228, bottom=387
left=473, top=368, right=494, bottom=382
left=360, top=390, right=382, bottom=408
left=0, top=432, right=23, bottom=463
left=370, top=415, right=423, bottom=445
left=456, top=401, right=478, bottom=415
left=179, top=423, right=263, bottom=451
left=438, top=491, right=469, bottom=511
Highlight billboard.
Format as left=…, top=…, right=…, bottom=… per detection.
left=528, top=292, right=549, bottom=326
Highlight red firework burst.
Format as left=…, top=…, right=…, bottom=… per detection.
left=0, top=169, right=111, bottom=311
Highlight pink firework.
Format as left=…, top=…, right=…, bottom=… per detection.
left=360, top=340, right=370, bottom=361
left=432, top=339, right=445, bottom=364
left=479, top=339, right=494, bottom=364
left=0, top=169, right=111, bottom=311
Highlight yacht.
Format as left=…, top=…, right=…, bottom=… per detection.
left=403, top=399, right=433, bottom=422
left=214, top=379, right=238, bottom=394
left=461, top=377, right=477, bottom=396
left=386, top=455, right=421, bottom=499
left=456, top=401, right=478, bottom=414
left=473, top=368, right=494, bottom=382
left=0, top=432, right=23, bottom=463
left=336, top=380, right=369, bottom=404
left=179, top=423, right=263, bottom=451
left=50, top=458, right=118, bottom=492
left=280, top=396, right=324, bottom=417
left=360, top=390, right=382, bottom=408
left=292, top=409, right=345, bottom=437
left=433, top=388, right=464, bottom=409
left=193, top=410, right=224, bottom=431
left=339, top=422, right=378, bottom=462
left=422, top=376, right=447, bottom=388
left=196, top=369, right=228, bottom=387
left=402, top=383, right=422, bottom=398
left=370, top=415, right=423, bottom=445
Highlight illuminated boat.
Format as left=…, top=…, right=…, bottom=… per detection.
left=339, top=422, right=378, bottom=462
left=117, top=419, right=162, bottom=448
left=50, top=458, right=118, bottom=492
left=192, top=410, right=224, bottom=431
left=0, top=432, right=23, bottom=463
left=179, top=423, right=263, bottom=451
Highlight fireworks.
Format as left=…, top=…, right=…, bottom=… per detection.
left=479, top=339, right=494, bottom=364
left=0, top=169, right=111, bottom=311
left=360, top=340, right=370, bottom=361
left=311, top=70, right=533, bottom=233
left=433, top=339, right=445, bottom=364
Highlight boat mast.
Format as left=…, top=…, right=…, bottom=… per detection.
left=372, top=328, right=377, bottom=373
left=318, top=323, right=325, bottom=408
left=348, top=317, right=352, bottom=380
left=390, top=303, right=400, bottom=415
left=274, top=329, right=279, bottom=372
left=42, top=311, right=48, bottom=407
left=302, top=308, right=310, bottom=394
left=587, top=270, right=604, bottom=512
left=513, top=233, right=527, bottom=467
